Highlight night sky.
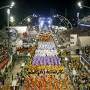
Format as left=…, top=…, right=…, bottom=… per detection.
left=0, top=0, right=90, bottom=28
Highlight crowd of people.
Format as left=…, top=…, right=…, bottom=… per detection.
left=24, top=74, right=71, bottom=90
left=67, top=56, right=90, bottom=90
left=23, top=33, right=69, bottom=90
left=81, top=46, right=90, bottom=58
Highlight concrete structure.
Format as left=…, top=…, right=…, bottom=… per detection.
left=69, top=34, right=90, bottom=54
left=79, top=36, right=90, bottom=47
left=10, top=26, right=27, bottom=34
left=70, top=34, right=78, bottom=47
left=70, top=34, right=90, bottom=47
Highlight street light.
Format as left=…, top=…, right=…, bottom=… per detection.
left=77, top=1, right=90, bottom=25
left=27, top=18, right=31, bottom=23
left=10, top=16, right=15, bottom=23
left=0, top=1, right=15, bottom=10
left=7, top=8, right=10, bottom=27
left=7, top=1, right=15, bottom=27
left=7, top=8, right=10, bottom=15
left=77, top=1, right=90, bottom=9
left=10, top=1, right=15, bottom=8
left=77, top=1, right=83, bottom=9
left=0, top=1, right=15, bottom=27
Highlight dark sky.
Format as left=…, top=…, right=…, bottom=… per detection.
left=0, top=0, right=90, bottom=28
